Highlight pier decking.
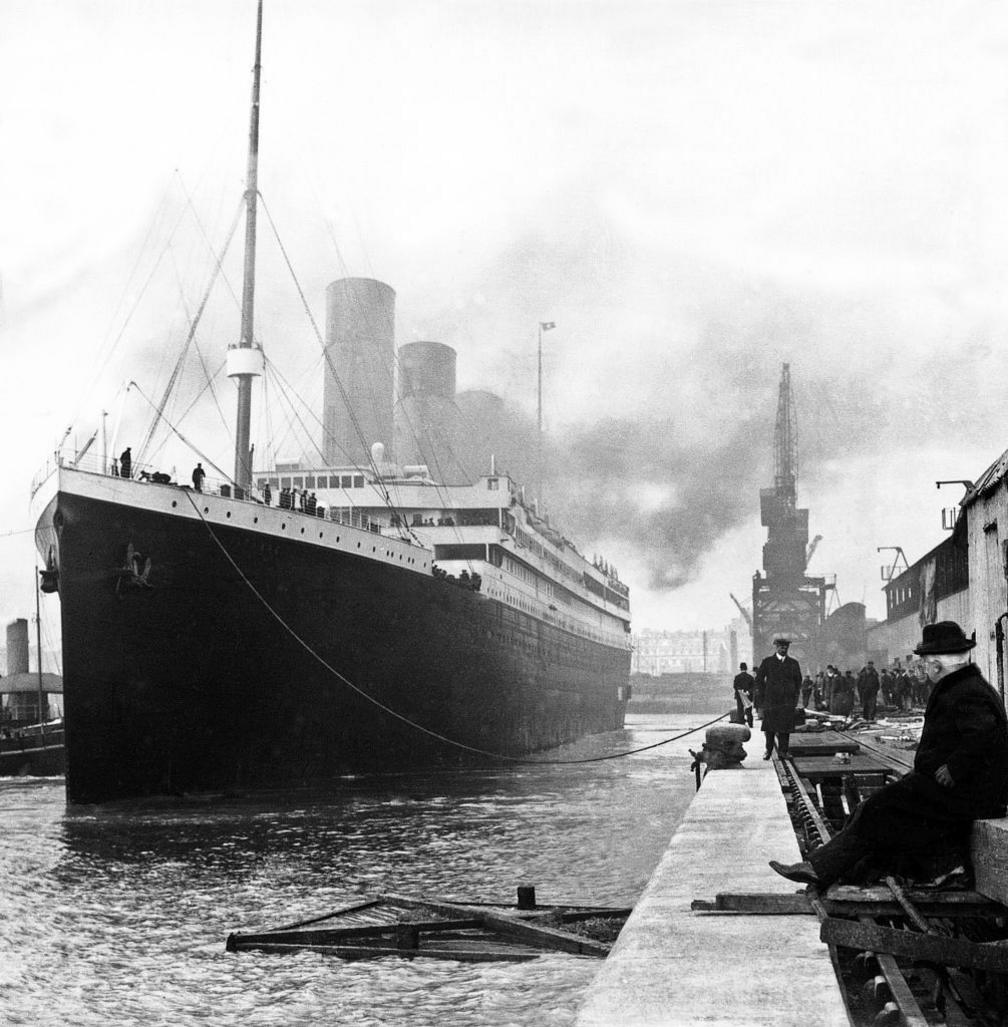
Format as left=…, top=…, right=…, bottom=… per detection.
left=575, top=756, right=848, bottom=1026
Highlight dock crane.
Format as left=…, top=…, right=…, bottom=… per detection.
left=729, top=593, right=752, bottom=628
left=805, top=534, right=823, bottom=568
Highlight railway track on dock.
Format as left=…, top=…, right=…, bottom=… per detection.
left=774, top=742, right=1008, bottom=1026
left=836, top=732, right=915, bottom=774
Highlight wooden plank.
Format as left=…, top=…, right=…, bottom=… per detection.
left=842, top=733, right=914, bottom=772
left=233, top=941, right=541, bottom=962
left=854, top=914, right=930, bottom=1027
left=265, top=898, right=385, bottom=932
left=690, top=893, right=813, bottom=915
left=787, top=732, right=861, bottom=756
left=476, top=909, right=611, bottom=956
left=227, top=917, right=485, bottom=947
left=825, top=885, right=992, bottom=908
left=820, top=918, right=1008, bottom=972
left=377, top=892, right=612, bottom=956
left=883, top=876, right=940, bottom=935
left=873, top=952, right=930, bottom=1025
left=790, top=755, right=897, bottom=780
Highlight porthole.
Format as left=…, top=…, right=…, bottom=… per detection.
left=281, top=523, right=286, bottom=530
left=226, top=511, right=231, bottom=519
left=171, top=501, right=177, bottom=508
left=319, top=532, right=324, bottom=539
left=253, top=517, right=258, bottom=524
left=204, top=507, right=209, bottom=514
left=336, top=536, right=340, bottom=543
left=300, top=527, right=305, bottom=535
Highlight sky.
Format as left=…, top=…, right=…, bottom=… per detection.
left=3, top=0, right=1008, bottom=653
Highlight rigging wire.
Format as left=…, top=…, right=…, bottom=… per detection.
left=131, top=382, right=233, bottom=483
left=0, top=527, right=36, bottom=538
left=255, top=192, right=496, bottom=575
left=168, top=246, right=232, bottom=441
left=306, top=204, right=501, bottom=571
left=257, top=196, right=413, bottom=531
left=184, top=489, right=722, bottom=765
left=263, top=358, right=415, bottom=540
left=144, top=358, right=228, bottom=468
left=69, top=180, right=180, bottom=429
left=136, top=195, right=245, bottom=469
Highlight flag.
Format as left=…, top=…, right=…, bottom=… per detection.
left=540, top=321, right=556, bottom=331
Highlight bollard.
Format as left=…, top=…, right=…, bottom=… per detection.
left=517, top=885, right=536, bottom=910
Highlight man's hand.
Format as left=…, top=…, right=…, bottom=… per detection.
left=935, top=764, right=954, bottom=788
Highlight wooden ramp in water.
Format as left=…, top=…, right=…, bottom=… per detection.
left=226, top=889, right=630, bottom=962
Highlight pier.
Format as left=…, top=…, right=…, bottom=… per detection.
left=577, top=723, right=1008, bottom=1026
left=575, top=753, right=849, bottom=1027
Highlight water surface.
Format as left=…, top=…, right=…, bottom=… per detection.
left=0, top=712, right=721, bottom=1026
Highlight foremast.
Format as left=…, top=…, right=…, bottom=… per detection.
left=229, top=0, right=265, bottom=492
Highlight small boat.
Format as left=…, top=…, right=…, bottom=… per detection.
left=226, top=890, right=630, bottom=962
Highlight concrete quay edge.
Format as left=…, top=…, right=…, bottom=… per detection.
left=575, top=756, right=849, bottom=1027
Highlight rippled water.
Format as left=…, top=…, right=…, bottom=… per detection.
left=0, top=712, right=718, bottom=1027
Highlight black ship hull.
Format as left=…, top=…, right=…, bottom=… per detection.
left=37, top=484, right=630, bottom=803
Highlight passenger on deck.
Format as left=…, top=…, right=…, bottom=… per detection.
left=191, top=462, right=206, bottom=493
left=770, top=621, right=1008, bottom=888
left=733, top=662, right=755, bottom=728
left=263, top=482, right=271, bottom=506
left=119, top=447, right=132, bottom=479
left=754, top=637, right=802, bottom=760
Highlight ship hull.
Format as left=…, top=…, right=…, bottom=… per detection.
left=37, top=483, right=629, bottom=802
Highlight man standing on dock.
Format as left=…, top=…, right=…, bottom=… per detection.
left=733, top=662, right=756, bottom=727
left=754, top=636, right=803, bottom=760
left=769, top=621, right=1008, bottom=888
left=857, top=660, right=881, bottom=722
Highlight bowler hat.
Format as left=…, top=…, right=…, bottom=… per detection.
left=914, top=621, right=975, bottom=656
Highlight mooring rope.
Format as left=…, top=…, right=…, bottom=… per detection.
left=184, top=491, right=729, bottom=763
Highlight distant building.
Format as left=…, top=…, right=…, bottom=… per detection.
left=1, top=618, right=63, bottom=723
left=866, top=534, right=969, bottom=670
left=631, top=628, right=731, bottom=675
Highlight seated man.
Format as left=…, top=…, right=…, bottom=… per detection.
left=770, top=621, right=1008, bottom=888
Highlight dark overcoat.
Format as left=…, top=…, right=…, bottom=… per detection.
left=812, top=665, right=1008, bottom=885
left=733, top=671, right=755, bottom=700
left=754, top=654, right=803, bottom=733
left=912, top=663, right=1008, bottom=818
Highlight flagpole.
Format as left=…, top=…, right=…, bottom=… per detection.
left=536, top=321, right=555, bottom=512
left=537, top=322, right=543, bottom=510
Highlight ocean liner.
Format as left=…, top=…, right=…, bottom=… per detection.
left=29, top=3, right=631, bottom=803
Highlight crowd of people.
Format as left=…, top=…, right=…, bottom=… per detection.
left=734, top=652, right=934, bottom=733
left=768, top=620, right=1008, bottom=889
left=801, top=661, right=932, bottom=720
